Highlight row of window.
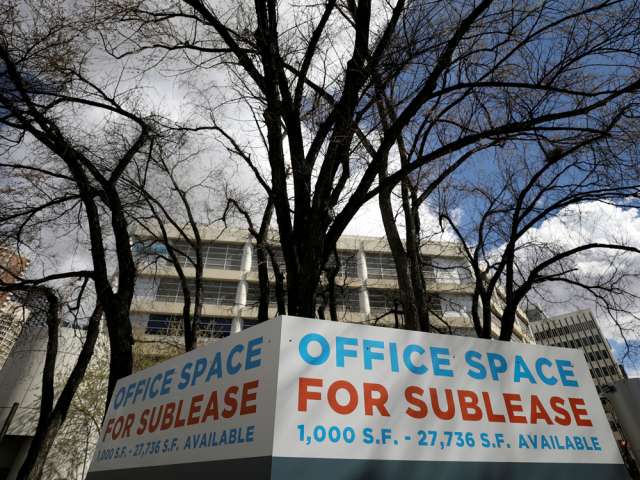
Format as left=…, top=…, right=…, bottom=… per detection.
left=156, top=278, right=238, bottom=306
left=585, top=349, right=614, bottom=363
left=252, top=250, right=437, bottom=283
left=163, top=240, right=246, bottom=271
left=140, top=240, right=469, bottom=283
left=367, top=289, right=442, bottom=314
left=542, top=335, right=603, bottom=350
left=145, top=314, right=257, bottom=337
left=590, top=364, right=619, bottom=379
left=534, top=319, right=598, bottom=340
left=153, top=278, right=444, bottom=315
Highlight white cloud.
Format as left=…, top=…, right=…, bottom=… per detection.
left=524, top=202, right=640, bottom=374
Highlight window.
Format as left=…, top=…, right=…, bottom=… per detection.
left=368, top=289, right=401, bottom=313
left=367, top=289, right=442, bottom=315
left=156, top=277, right=183, bottom=303
left=145, top=314, right=258, bottom=337
left=201, top=281, right=238, bottom=305
left=203, top=243, right=244, bottom=270
left=365, top=253, right=398, bottom=280
left=246, top=283, right=287, bottom=309
left=252, top=247, right=286, bottom=273
left=337, top=288, right=361, bottom=312
left=155, top=278, right=238, bottom=306
left=171, top=240, right=245, bottom=271
left=325, top=251, right=359, bottom=278
left=423, top=257, right=436, bottom=282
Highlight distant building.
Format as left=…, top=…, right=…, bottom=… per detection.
left=0, top=323, right=106, bottom=480
left=0, top=248, right=29, bottom=368
left=130, top=227, right=535, bottom=354
left=528, top=308, right=625, bottom=441
left=528, top=308, right=624, bottom=392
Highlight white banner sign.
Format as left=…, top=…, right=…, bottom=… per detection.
left=87, top=316, right=626, bottom=479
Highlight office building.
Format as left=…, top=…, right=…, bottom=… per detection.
left=130, top=227, right=535, bottom=349
left=528, top=308, right=626, bottom=443
left=529, top=308, right=624, bottom=392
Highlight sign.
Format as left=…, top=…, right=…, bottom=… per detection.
left=87, top=316, right=627, bottom=479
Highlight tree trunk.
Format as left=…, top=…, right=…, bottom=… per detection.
left=378, top=178, right=421, bottom=330
left=103, top=304, right=133, bottom=410
left=327, top=274, right=338, bottom=322
left=470, top=286, right=483, bottom=337
left=188, top=235, right=204, bottom=351
left=256, top=245, right=271, bottom=322
left=405, top=200, right=429, bottom=332
left=257, top=201, right=275, bottom=322
left=480, top=293, right=493, bottom=339
left=285, top=243, right=322, bottom=317
left=19, top=288, right=61, bottom=479
left=499, top=304, right=518, bottom=341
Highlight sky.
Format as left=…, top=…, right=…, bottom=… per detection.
left=3, top=0, right=639, bottom=377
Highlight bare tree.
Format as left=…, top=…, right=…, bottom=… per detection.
left=0, top=0, right=176, bottom=400
left=125, top=133, right=210, bottom=351
left=439, top=128, right=640, bottom=340
left=223, top=195, right=286, bottom=321
left=95, top=0, right=640, bottom=325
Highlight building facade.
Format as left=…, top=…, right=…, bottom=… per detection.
left=0, top=248, right=28, bottom=368
left=529, top=308, right=625, bottom=392
left=130, top=227, right=535, bottom=348
left=528, top=308, right=626, bottom=443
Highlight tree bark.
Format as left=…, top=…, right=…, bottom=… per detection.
left=378, top=171, right=421, bottom=330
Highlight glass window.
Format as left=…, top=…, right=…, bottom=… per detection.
left=169, top=240, right=245, bottom=271
left=155, top=278, right=238, bottom=306
left=203, top=243, right=244, bottom=270
left=246, top=282, right=287, bottom=308
left=146, top=314, right=176, bottom=335
left=423, top=256, right=436, bottom=282
left=155, top=277, right=182, bottom=303
left=252, top=246, right=286, bottom=273
left=368, top=288, right=401, bottom=312
left=365, top=253, right=398, bottom=280
left=368, top=289, right=441, bottom=315
left=323, top=251, right=359, bottom=279
left=201, top=281, right=237, bottom=305
left=338, top=251, right=359, bottom=278
left=337, top=287, right=361, bottom=312
left=145, top=314, right=258, bottom=338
